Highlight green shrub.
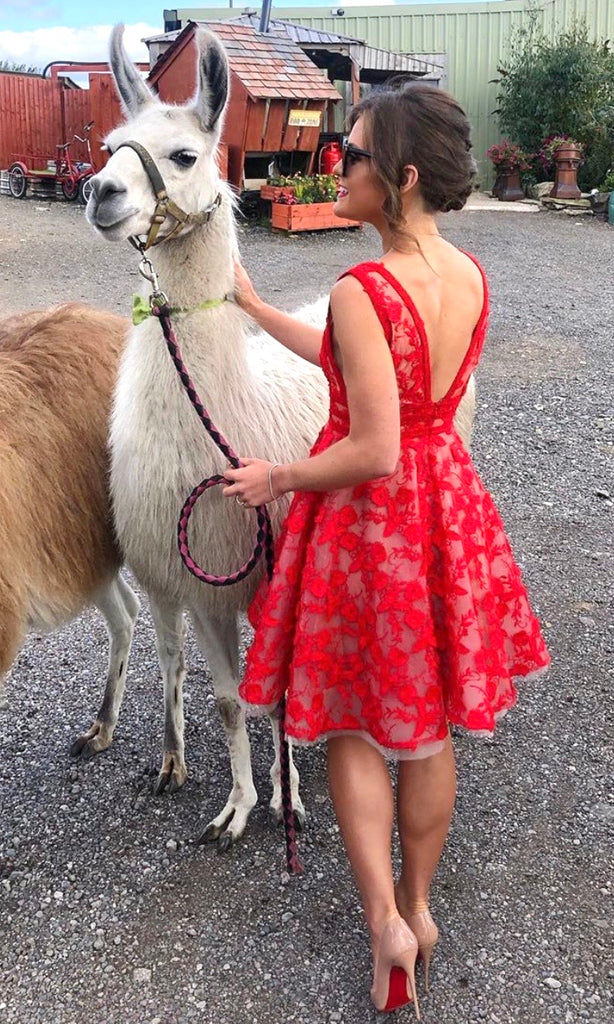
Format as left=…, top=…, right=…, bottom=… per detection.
left=496, top=15, right=614, bottom=189
left=599, top=169, right=614, bottom=192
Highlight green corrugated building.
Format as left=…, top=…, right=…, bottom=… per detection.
left=165, top=1, right=614, bottom=182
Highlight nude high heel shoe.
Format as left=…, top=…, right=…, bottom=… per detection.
left=370, top=915, right=421, bottom=1018
left=405, top=909, right=439, bottom=993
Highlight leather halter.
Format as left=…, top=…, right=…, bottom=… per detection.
left=117, top=140, right=222, bottom=251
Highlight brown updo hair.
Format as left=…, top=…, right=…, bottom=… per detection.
left=349, top=82, right=476, bottom=238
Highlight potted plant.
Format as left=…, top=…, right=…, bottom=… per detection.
left=260, top=173, right=298, bottom=203
left=486, top=140, right=532, bottom=202
left=539, top=135, right=584, bottom=199
left=270, top=173, right=362, bottom=232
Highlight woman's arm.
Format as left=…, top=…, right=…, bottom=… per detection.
left=224, top=275, right=401, bottom=505
left=233, top=258, right=322, bottom=366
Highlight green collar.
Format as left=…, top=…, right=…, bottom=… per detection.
left=132, top=293, right=229, bottom=326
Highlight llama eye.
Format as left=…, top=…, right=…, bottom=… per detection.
left=171, top=151, right=198, bottom=168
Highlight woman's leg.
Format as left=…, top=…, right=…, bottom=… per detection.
left=395, top=734, right=457, bottom=915
left=327, top=735, right=397, bottom=948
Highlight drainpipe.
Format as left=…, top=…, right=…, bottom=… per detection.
left=259, top=0, right=273, bottom=34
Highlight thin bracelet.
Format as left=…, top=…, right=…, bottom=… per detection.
left=268, top=463, right=280, bottom=502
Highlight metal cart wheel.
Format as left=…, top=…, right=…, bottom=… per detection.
left=8, top=163, right=27, bottom=199
left=61, top=177, right=80, bottom=201
left=78, top=175, right=94, bottom=205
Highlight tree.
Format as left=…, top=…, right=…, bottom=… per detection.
left=496, top=17, right=614, bottom=188
left=0, top=60, right=42, bottom=74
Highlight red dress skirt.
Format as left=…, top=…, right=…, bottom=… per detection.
left=239, top=259, right=550, bottom=759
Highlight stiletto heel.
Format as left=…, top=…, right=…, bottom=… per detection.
left=370, top=916, right=421, bottom=1018
left=404, top=910, right=439, bottom=994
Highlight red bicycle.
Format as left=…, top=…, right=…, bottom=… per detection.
left=8, top=121, right=97, bottom=204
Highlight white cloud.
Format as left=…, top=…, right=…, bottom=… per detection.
left=0, top=23, right=160, bottom=71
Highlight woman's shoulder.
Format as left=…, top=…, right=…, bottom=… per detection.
left=454, top=248, right=488, bottom=286
left=336, top=260, right=381, bottom=282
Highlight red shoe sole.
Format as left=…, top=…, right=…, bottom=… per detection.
left=383, top=965, right=412, bottom=1012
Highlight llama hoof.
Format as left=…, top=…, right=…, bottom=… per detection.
left=217, top=832, right=235, bottom=854
left=269, top=799, right=306, bottom=831
left=153, top=753, right=187, bottom=796
left=196, top=811, right=235, bottom=845
left=70, top=735, right=88, bottom=758
left=70, top=722, right=112, bottom=760
left=270, top=807, right=305, bottom=832
left=196, top=798, right=254, bottom=850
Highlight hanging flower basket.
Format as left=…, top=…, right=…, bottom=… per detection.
left=271, top=201, right=361, bottom=233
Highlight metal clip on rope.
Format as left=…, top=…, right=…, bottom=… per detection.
left=138, top=254, right=168, bottom=312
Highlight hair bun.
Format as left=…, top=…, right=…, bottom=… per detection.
left=443, top=195, right=467, bottom=213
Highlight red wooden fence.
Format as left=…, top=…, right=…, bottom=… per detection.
left=0, top=70, right=229, bottom=180
left=0, top=72, right=121, bottom=171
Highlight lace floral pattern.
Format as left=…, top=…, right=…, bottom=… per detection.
left=239, top=259, right=550, bottom=758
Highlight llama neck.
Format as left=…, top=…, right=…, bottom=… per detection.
left=147, top=191, right=238, bottom=309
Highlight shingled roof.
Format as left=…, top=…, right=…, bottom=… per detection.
left=149, top=20, right=341, bottom=102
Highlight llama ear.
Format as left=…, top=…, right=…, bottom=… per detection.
left=193, top=30, right=229, bottom=134
left=109, top=24, right=154, bottom=117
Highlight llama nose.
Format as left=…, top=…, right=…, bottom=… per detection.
left=92, top=176, right=127, bottom=203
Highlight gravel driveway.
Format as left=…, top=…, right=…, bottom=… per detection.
left=0, top=194, right=612, bottom=1024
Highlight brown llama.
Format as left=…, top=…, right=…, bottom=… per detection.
left=0, top=304, right=139, bottom=756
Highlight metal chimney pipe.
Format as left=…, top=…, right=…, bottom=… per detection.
left=259, top=0, right=273, bottom=34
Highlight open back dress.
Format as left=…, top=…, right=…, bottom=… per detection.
left=239, top=258, right=550, bottom=759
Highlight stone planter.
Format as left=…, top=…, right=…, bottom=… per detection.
left=271, top=201, right=361, bottom=233
left=491, top=165, right=525, bottom=202
left=260, top=184, right=295, bottom=202
left=588, top=190, right=611, bottom=222
left=550, top=145, right=582, bottom=200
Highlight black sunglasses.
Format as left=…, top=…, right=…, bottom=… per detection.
left=342, top=141, right=373, bottom=177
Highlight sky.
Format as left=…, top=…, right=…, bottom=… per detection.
left=1, top=1, right=491, bottom=70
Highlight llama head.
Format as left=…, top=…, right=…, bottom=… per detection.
left=86, top=24, right=229, bottom=244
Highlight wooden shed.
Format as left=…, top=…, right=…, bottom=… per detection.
left=148, top=20, right=342, bottom=190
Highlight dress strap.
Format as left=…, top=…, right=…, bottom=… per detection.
left=336, top=265, right=394, bottom=346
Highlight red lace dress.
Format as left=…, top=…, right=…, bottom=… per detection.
left=239, top=259, right=550, bottom=759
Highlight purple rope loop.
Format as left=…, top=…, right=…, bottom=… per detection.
left=153, top=304, right=301, bottom=873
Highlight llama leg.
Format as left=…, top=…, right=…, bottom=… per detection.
left=71, top=573, right=140, bottom=759
left=189, top=610, right=258, bottom=851
left=149, top=596, right=188, bottom=795
left=268, top=715, right=306, bottom=828
left=0, top=588, right=25, bottom=697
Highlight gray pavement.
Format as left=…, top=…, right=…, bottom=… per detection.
left=0, top=193, right=612, bottom=1024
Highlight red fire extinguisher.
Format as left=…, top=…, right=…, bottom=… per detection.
left=318, top=141, right=342, bottom=175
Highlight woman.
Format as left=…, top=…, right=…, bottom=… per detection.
left=224, top=84, right=549, bottom=1016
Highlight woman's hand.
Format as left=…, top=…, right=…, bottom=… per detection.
left=223, top=458, right=282, bottom=507
left=232, top=258, right=263, bottom=318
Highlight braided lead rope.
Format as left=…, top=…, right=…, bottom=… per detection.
left=153, top=304, right=302, bottom=874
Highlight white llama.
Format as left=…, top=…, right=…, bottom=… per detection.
left=0, top=305, right=139, bottom=750
left=85, top=26, right=475, bottom=849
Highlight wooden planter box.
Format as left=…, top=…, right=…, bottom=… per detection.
left=260, top=184, right=295, bottom=202
left=271, top=201, right=361, bottom=233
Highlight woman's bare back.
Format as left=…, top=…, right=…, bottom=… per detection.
left=381, top=240, right=485, bottom=403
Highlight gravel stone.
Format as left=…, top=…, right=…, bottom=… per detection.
left=0, top=195, right=612, bottom=1023
left=132, top=968, right=152, bottom=985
